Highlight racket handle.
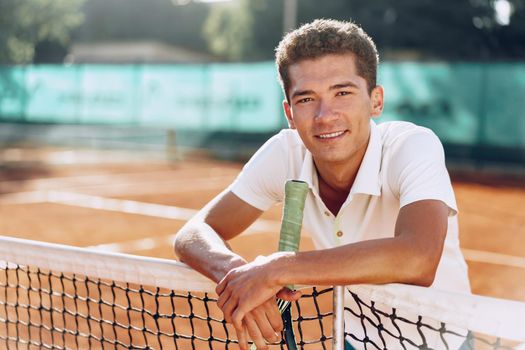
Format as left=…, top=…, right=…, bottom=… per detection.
left=250, top=180, right=308, bottom=350
left=279, top=180, right=308, bottom=291
left=279, top=180, right=308, bottom=252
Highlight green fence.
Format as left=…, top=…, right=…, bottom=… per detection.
left=1, top=62, right=524, bottom=149
left=0, top=63, right=284, bottom=132
left=378, top=63, right=525, bottom=148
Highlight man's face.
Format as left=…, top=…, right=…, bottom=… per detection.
left=283, top=53, right=383, bottom=167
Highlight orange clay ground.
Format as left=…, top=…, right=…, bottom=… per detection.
left=0, top=148, right=524, bottom=303
left=0, top=148, right=524, bottom=349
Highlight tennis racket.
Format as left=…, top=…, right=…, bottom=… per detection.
left=250, top=180, right=309, bottom=350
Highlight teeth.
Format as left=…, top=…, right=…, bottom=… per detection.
left=318, top=131, right=345, bottom=139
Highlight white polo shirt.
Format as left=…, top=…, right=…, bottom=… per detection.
left=230, top=120, right=471, bottom=348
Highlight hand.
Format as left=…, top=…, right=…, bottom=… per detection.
left=235, top=299, right=282, bottom=350
left=215, top=255, right=301, bottom=348
left=236, top=290, right=302, bottom=350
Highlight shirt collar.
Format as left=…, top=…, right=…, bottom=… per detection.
left=298, top=149, right=318, bottom=192
left=350, top=120, right=382, bottom=196
left=298, top=120, right=382, bottom=197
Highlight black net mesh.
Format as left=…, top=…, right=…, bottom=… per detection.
left=344, top=289, right=520, bottom=350
left=0, top=264, right=333, bottom=350
left=1, top=264, right=523, bottom=350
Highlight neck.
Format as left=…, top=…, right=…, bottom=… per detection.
left=314, top=138, right=369, bottom=215
left=314, top=138, right=368, bottom=193
left=315, top=159, right=359, bottom=193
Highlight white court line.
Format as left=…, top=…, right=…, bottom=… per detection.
left=0, top=169, right=185, bottom=190
left=46, top=191, right=282, bottom=231
left=0, top=189, right=280, bottom=235
left=2, top=190, right=524, bottom=270
left=0, top=178, right=233, bottom=200
left=58, top=176, right=234, bottom=197
left=46, top=191, right=279, bottom=232
left=48, top=191, right=198, bottom=219
left=89, top=236, right=177, bottom=253
left=0, top=191, right=281, bottom=234
left=0, top=172, right=236, bottom=197
left=89, top=219, right=283, bottom=253
left=0, top=190, right=198, bottom=217
left=0, top=191, right=49, bottom=204
left=0, top=167, right=237, bottom=188
left=462, top=248, right=525, bottom=269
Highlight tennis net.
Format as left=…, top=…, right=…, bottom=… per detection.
left=1, top=235, right=524, bottom=350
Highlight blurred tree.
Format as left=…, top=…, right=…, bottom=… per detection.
left=75, top=0, right=211, bottom=53
left=203, top=1, right=254, bottom=60
left=340, top=0, right=497, bottom=60
left=488, top=0, right=525, bottom=58
left=203, top=0, right=287, bottom=60
left=0, top=0, right=85, bottom=64
left=203, top=0, right=525, bottom=61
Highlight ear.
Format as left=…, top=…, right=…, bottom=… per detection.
left=283, top=100, right=296, bottom=129
left=370, top=85, right=384, bottom=118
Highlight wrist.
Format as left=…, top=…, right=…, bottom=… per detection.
left=212, top=256, right=247, bottom=283
left=268, top=251, right=295, bottom=286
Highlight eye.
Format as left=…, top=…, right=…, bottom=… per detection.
left=336, top=91, right=351, bottom=96
left=296, top=97, right=313, bottom=104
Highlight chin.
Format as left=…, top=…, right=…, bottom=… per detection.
left=314, top=152, right=352, bottom=164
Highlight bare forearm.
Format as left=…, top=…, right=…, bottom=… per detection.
left=174, top=222, right=247, bottom=283
left=270, top=201, right=447, bottom=287
left=273, top=235, right=441, bottom=287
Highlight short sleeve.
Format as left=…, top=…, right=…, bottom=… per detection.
left=387, top=129, right=458, bottom=216
left=229, top=132, right=288, bottom=211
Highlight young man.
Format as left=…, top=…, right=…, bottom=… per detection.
left=175, top=19, right=470, bottom=350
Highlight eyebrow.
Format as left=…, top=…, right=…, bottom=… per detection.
left=290, top=81, right=360, bottom=100
left=290, top=89, right=314, bottom=99
left=330, top=81, right=360, bottom=90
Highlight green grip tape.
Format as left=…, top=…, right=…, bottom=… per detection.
left=279, top=180, right=308, bottom=291
left=279, top=180, right=308, bottom=252
left=250, top=180, right=308, bottom=350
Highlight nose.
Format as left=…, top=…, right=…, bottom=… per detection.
left=315, top=99, right=338, bottom=123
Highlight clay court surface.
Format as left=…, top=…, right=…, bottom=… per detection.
left=0, top=148, right=524, bottom=303
left=0, top=148, right=524, bottom=348
left=0, top=147, right=524, bottom=330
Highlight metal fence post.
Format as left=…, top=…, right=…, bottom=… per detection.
left=333, top=285, right=345, bottom=350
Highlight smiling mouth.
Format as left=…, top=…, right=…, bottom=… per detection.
left=316, top=130, right=346, bottom=139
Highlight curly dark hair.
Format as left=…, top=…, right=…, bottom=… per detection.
left=275, top=19, right=379, bottom=101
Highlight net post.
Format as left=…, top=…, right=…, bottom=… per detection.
left=332, top=285, right=345, bottom=350
left=166, top=129, right=178, bottom=162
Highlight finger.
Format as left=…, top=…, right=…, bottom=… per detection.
left=215, top=274, right=229, bottom=295
left=232, top=307, right=248, bottom=334
left=220, top=297, right=238, bottom=324
left=216, top=286, right=231, bottom=309
left=263, top=300, right=283, bottom=333
left=245, top=314, right=268, bottom=350
left=252, top=307, right=280, bottom=343
left=276, top=288, right=302, bottom=302
left=235, top=321, right=249, bottom=350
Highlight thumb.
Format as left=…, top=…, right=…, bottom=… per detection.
left=276, top=287, right=302, bottom=302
